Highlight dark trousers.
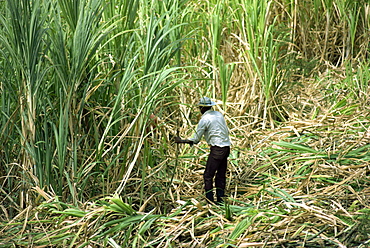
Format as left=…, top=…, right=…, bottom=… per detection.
left=203, top=146, right=230, bottom=193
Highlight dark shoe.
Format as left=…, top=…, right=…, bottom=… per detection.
left=205, top=191, right=214, bottom=203
left=216, top=188, right=225, bottom=204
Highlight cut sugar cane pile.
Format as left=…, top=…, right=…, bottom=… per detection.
left=2, top=88, right=370, bottom=247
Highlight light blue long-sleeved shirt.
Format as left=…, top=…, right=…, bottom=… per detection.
left=189, top=109, right=231, bottom=147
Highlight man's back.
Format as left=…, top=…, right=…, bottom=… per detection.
left=191, top=109, right=231, bottom=147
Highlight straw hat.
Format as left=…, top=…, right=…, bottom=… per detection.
left=198, top=97, right=217, bottom=106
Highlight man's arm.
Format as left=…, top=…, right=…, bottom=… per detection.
left=174, top=136, right=194, bottom=145
left=174, top=116, right=207, bottom=146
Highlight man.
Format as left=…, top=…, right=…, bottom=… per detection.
left=175, top=96, right=231, bottom=204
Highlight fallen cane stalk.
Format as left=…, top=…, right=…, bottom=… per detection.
left=166, top=128, right=180, bottom=200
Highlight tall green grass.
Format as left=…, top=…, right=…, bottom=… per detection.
left=229, top=0, right=289, bottom=127
left=0, top=0, right=52, bottom=208
left=0, top=0, right=189, bottom=206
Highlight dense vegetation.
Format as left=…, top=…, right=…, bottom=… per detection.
left=1, top=0, right=369, bottom=247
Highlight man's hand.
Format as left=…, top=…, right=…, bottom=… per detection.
left=174, top=136, right=183, bottom=143
left=174, top=136, right=194, bottom=146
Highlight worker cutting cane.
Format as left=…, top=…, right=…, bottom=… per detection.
left=175, top=96, right=231, bottom=204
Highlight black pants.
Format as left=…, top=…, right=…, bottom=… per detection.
left=203, top=146, right=230, bottom=192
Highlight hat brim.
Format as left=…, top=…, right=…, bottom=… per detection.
left=198, top=101, right=217, bottom=107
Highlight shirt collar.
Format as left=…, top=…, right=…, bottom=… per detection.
left=202, top=109, right=213, bottom=117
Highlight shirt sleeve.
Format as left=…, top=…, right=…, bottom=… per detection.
left=189, top=118, right=207, bottom=144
